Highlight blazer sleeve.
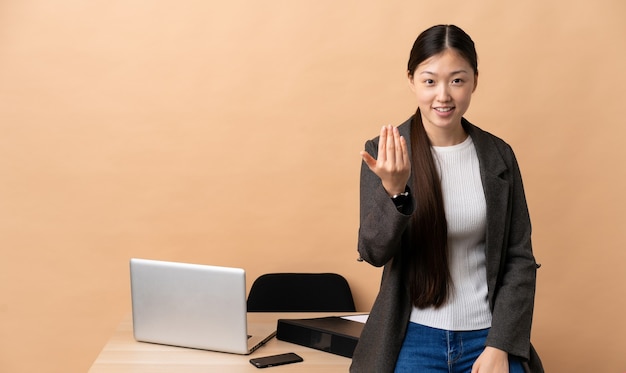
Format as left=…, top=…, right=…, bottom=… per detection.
left=357, top=138, right=414, bottom=267
left=486, top=145, right=538, bottom=360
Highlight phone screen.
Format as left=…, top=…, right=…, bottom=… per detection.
left=249, top=352, right=303, bottom=368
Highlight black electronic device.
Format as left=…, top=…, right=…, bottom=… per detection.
left=276, top=316, right=364, bottom=358
left=249, top=352, right=303, bottom=368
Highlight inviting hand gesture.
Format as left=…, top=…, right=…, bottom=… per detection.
left=360, top=125, right=411, bottom=196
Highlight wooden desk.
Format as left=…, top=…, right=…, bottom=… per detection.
left=89, top=313, right=355, bottom=372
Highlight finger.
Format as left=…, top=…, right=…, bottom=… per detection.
left=393, top=126, right=403, bottom=165
left=385, top=125, right=396, bottom=163
left=470, top=361, right=479, bottom=373
left=377, top=126, right=387, bottom=163
left=399, top=135, right=409, bottom=167
left=360, top=151, right=377, bottom=171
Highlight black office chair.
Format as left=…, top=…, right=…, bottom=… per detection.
left=247, top=273, right=356, bottom=312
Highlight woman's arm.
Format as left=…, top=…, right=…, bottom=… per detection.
left=357, top=125, right=413, bottom=267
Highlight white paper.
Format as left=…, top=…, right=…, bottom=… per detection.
left=341, top=314, right=369, bottom=323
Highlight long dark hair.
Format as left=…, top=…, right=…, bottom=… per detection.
left=405, top=25, right=478, bottom=308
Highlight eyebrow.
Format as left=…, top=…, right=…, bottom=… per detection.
left=419, top=70, right=470, bottom=76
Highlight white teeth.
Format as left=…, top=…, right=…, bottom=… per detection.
left=435, top=107, right=453, bottom=112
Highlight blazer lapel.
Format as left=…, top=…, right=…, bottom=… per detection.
left=464, top=121, right=510, bottom=307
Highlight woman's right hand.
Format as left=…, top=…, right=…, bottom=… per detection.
left=360, top=125, right=411, bottom=196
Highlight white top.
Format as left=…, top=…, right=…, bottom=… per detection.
left=409, top=136, right=492, bottom=331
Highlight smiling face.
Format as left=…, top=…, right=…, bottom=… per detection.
left=408, top=48, right=478, bottom=145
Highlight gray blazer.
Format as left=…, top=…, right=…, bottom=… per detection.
left=350, top=117, right=543, bottom=373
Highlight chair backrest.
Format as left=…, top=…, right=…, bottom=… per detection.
left=247, top=273, right=356, bottom=312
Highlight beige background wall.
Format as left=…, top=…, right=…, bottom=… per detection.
left=1, top=1, right=624, bottom=372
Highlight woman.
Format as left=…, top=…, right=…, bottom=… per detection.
left=351, top=25, right=543, bottom=373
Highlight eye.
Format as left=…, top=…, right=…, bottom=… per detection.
left=423, top=79, right=435, bottom=85
left=451, top=78, right=464, bottom=84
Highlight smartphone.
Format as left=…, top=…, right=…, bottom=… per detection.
left=249, top=352, right=303, bottom=368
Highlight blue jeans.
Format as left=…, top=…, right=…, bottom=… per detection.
left=394, top=322, right=525, bottom=373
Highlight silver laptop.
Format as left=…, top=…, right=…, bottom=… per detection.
left=130, top=258, right=276, bottom=354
